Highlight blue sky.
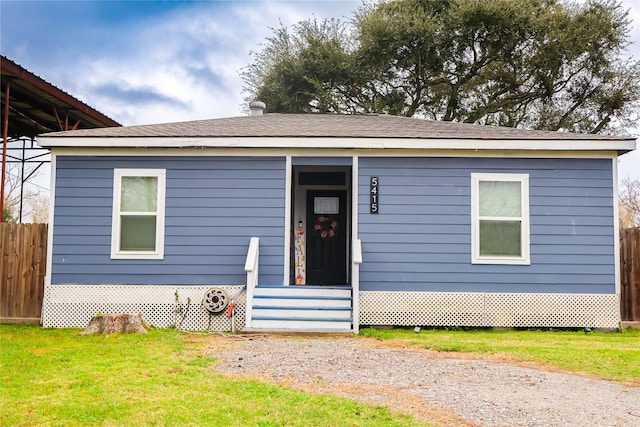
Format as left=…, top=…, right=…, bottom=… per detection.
left=1, top=0, right=638, bottom=180
left=1, top=0, right=360, bottom=124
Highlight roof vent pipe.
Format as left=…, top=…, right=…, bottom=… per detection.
left=249, top=100, right=266, bottom=115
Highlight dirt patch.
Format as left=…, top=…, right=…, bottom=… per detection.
left=198, top=334, right=640, bottom=427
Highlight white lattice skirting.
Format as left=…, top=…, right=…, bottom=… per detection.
left=359, top=291, right=621, bottom=328
left=43, top=286, right=621, bottom=330
left=42, top=284, right=246, bottom=331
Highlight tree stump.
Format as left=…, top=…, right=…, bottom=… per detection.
left=81, top=313, right=148, bottom=335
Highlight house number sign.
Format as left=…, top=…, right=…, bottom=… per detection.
left=370, top=176, right=379, bottom=214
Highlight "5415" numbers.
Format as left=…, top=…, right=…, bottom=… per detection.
left=370, top=176, right=379, bottom=214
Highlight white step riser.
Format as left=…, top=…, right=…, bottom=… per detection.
left=253, top=297, right=351, bottom=308
left=251, top=319, right=352, bottom=330
left=254, top=287, right=351, bottom=298
left=253, top=308, right=352, bottom=319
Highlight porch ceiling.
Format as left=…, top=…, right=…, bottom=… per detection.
left=1, top=55, right=120, bottom=138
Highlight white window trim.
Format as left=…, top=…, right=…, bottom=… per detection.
left=111, top=168, right=166, bottom=260
left=471, top=173, right=530, bottom=265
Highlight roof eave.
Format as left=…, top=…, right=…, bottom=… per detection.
left=37, top=136, right=636, bottom=155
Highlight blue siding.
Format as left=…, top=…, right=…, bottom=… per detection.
left=358, top=157, right=615, bottom=294
left=52, top=156, right=286, bottom=286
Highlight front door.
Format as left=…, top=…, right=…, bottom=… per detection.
left=306, top=190, right=347, bottom=285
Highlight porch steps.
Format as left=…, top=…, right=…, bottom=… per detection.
left=248, top=285, right=353, bottom=331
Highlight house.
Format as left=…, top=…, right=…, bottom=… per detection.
left=38, top=106, right=636, bottom=332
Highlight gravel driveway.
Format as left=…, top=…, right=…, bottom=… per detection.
left=211, top=335, right=640, bottom=427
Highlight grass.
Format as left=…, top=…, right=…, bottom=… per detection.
left=360, top=327, right=640, bottom=385
left=0, top=325, right=424, bottom=427
left=3, top=325, right=638, bottom=426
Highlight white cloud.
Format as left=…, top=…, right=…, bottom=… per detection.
left=45, top=1, right=359, bottom=126
left=617, top=0, right=640, bottom=180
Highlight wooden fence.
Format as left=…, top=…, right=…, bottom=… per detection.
left=0, top=223, right=47, bottom=323
left=620, top=227, right=640, bottom=322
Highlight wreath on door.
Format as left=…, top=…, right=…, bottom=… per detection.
left=314, top=216, right=338, bottom=239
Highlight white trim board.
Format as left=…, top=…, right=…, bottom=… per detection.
left=110, top=169, right=167, bottom=260
left=47, top=146, right=624, bottom=160
left=471, top=173, right=531, bottom=265
left=44, top=153, right=57, bottom=288
left=613, top=157, right=621, bottom=295
left=39, top=136, right=635, bottom=154
left=283, top=156, right=292, bottom=286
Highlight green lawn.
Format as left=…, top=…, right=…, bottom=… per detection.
left=3, top=325, right=638, bottom=426
left=0, top=325, right=424, bottom=427
left=360, top=327, right=640, bottom=384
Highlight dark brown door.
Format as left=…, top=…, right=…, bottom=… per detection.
left=306, top=190, right=347, bottom=285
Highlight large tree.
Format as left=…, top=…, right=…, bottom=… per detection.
left=243, top=0, right=640, bottom=134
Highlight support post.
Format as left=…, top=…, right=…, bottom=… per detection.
left=1, top=82, right=9, bottom=222
left=244, top=237, right=260, bottom=330
left=353, top=239, right=362, bottom=334
left=19, top=139, right=25, bottom=222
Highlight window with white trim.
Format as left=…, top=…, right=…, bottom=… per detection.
left=111, top=169, right=166, bottom=259
left=471, top=173, right=530, bottom=265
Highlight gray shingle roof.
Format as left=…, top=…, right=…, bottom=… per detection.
left=40, top=113, right=632, bottom=141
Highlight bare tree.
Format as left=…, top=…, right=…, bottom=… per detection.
left=2, top=164, right=49, bottom=223
left=3, top=164, right=22, bottom=222
left=619, top=177, right=640, bottom=228
left=28, top=193, right=49, bottom=223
